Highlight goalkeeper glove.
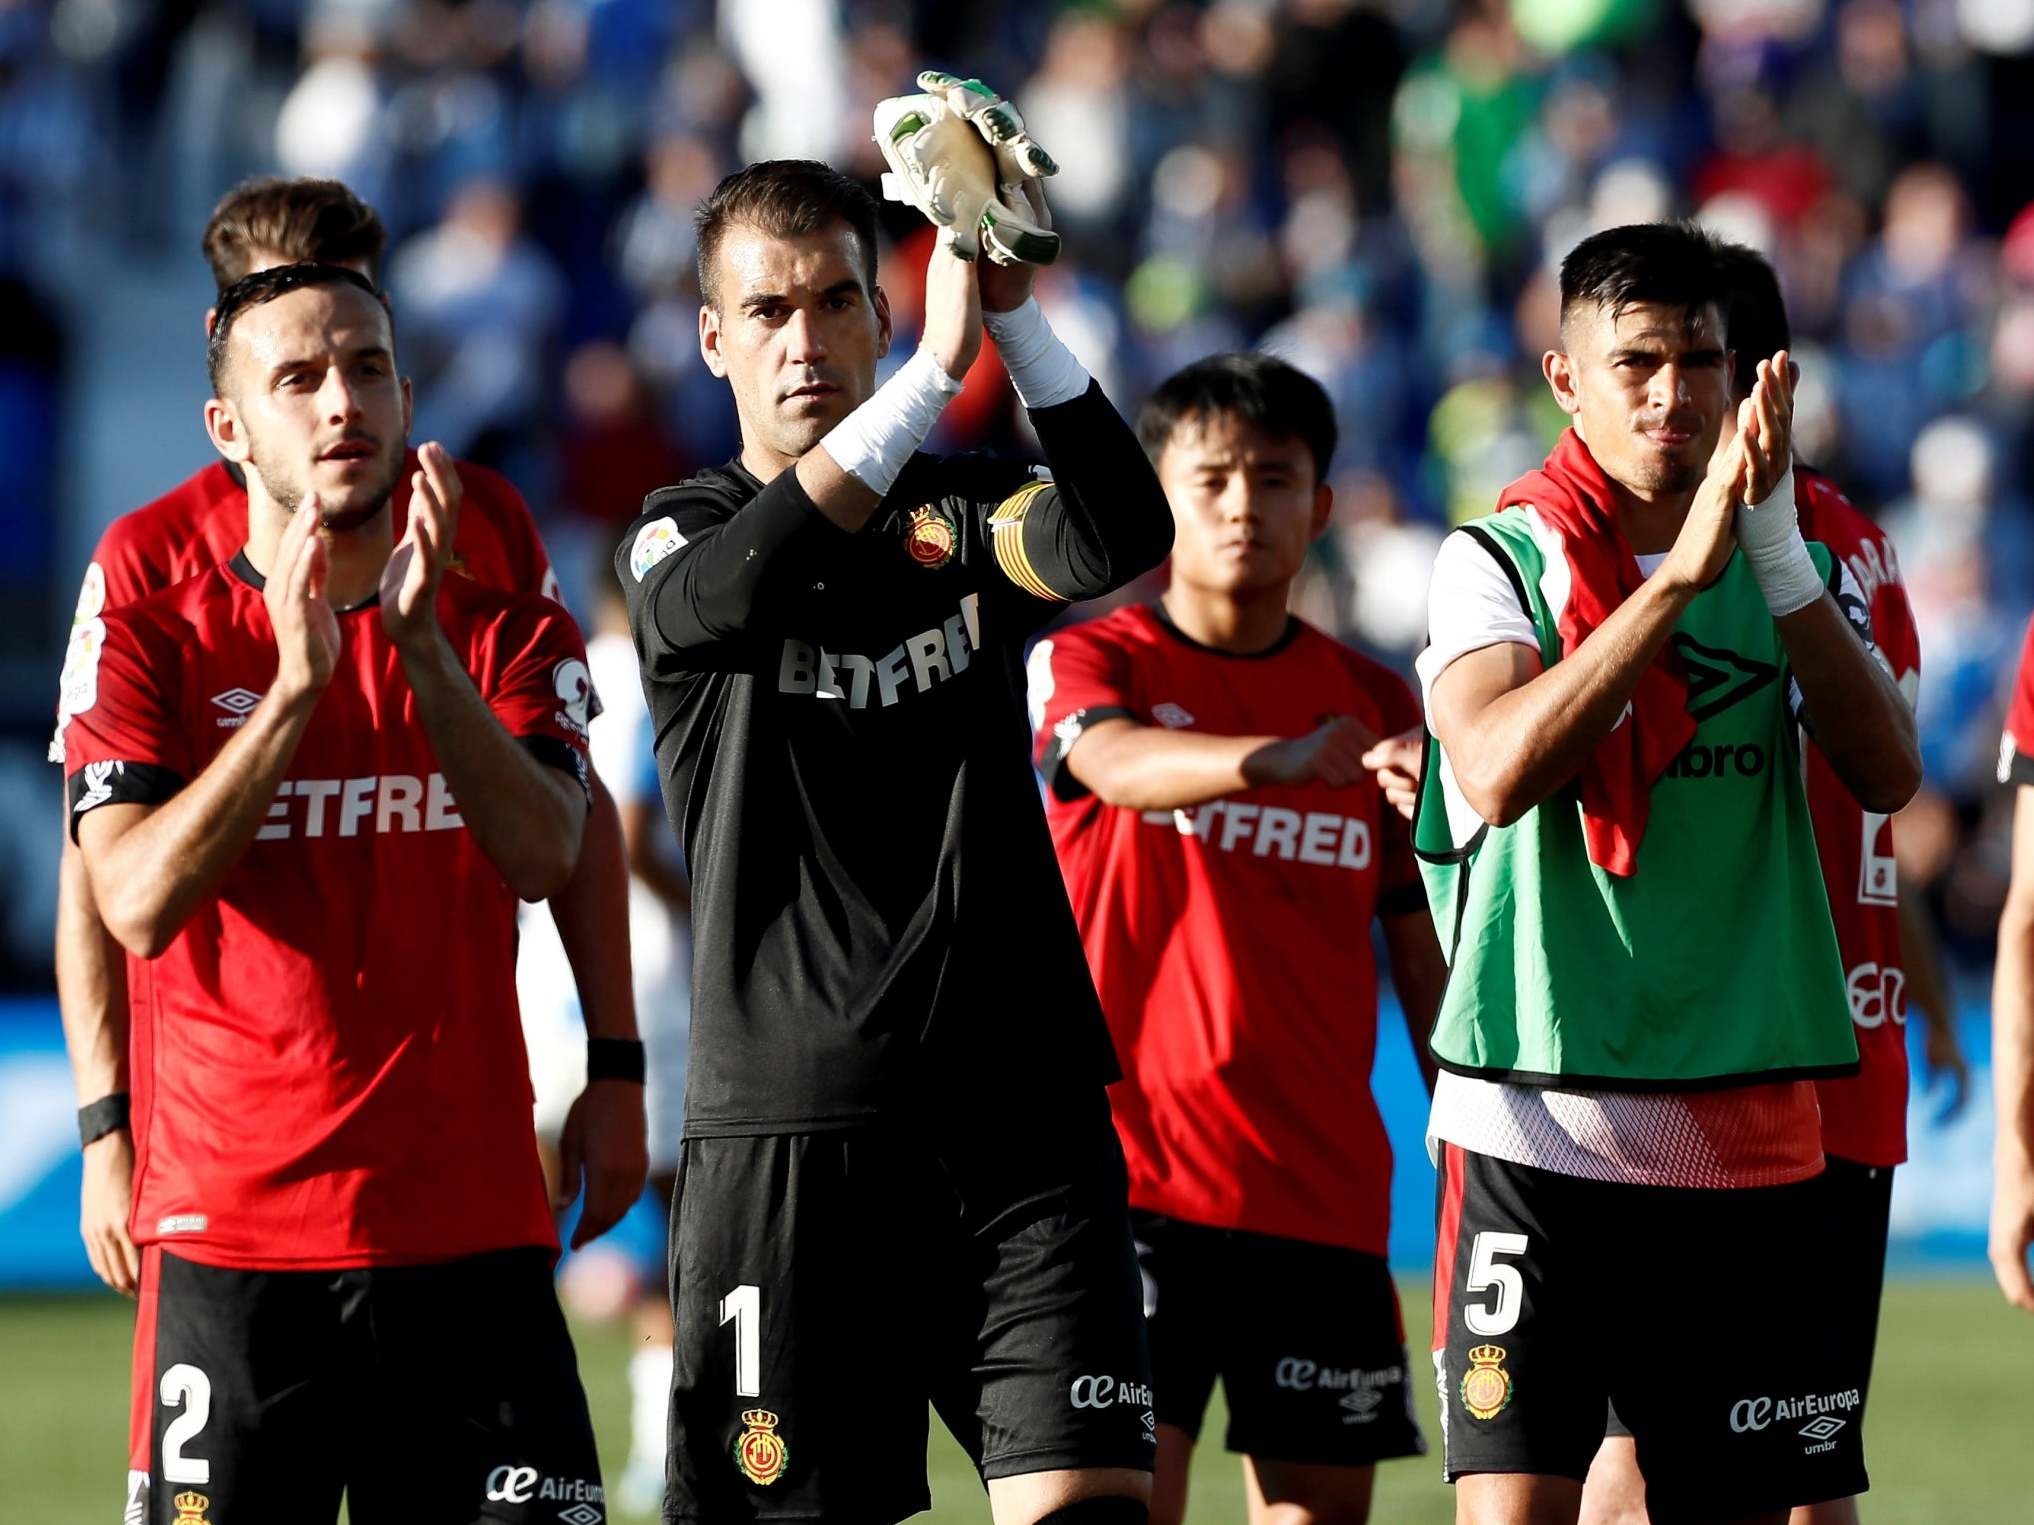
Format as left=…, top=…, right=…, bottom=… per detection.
left=873, top=71, right=1059, bottom=266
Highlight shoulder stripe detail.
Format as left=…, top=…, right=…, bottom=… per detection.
left=988, top=480, right=1061, bottom=601
left=1460, top=525, right=1534, bottom=625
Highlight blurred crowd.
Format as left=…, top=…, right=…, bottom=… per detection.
left=4, top=0, right=2034, bottom=977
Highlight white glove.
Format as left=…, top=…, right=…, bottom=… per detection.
left=873, top=71, right=1059, bottom=267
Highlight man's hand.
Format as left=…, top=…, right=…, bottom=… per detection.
left=266, top=494, right=341, bottom=700
left=554, top=1079, right=650, bottom=1251
left=1920, top=1012, right=1971, bottom=1122
left=380, top=442, right=463, bottom=652
left=1992, top=1157, right=2034, bottom=1312
left=918, top=71, right=1059, bottom=187
left=1245, top=716, right=1380, bottom=789
left=978, top=180, right=1052, bottom=314
left=921, top=229, right=984, bottom=382
left=1659, top=409, right=1748, bottom=594
left=873, top=72, right=1059, bottom=268
left=80, top=1130, right=138, bottom=1297
left=1737, top=352, right=1794, bottom=506
left=1362, top=726, right=1426, bottom=820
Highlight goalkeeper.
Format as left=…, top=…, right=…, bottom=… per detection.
left=619, top=77, right=1171, bottom=1525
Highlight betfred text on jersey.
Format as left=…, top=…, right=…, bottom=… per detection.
left=778, top=593, right=982, bottom=709
left=1140, top=798, right=1373, bottom=869
left=254, top=773, right=465, bottom=840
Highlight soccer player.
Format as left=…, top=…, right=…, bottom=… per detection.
left=62, top=262, right=606, bottom=1523
left=1029, top=353, right=1449, bottom=1525
left=1993, top=620, right=2034, bottom=1312
left=616, top=159, right=1173, bottom=1524
left=1577, top=243, right=1965, bottom=1525
left=1413, top=223, right=1920, bottom=1525
left=52, top=177, right=645, bottom=1306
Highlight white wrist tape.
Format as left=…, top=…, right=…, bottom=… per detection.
left=821, top=347, right=963, bottom=497
left=984, top=298, right=1090, bottom=410
left=1733, top=465, right=1821, bottom=617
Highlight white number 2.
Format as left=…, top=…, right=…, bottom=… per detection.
left=719, top=1283, right=761, bottom=1398
left=1464, top=1231, right=1529, bottom=1337
left=159, top=1363, right=212, bottom=1484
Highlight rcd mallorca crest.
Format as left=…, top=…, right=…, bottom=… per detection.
left=734, top=1408, right=788, bottom=1486
left=1461, top=1345, right=1513, bottom=1420
left=904, top=505, right=957, bottom=569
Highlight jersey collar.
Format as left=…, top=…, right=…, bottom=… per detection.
left=228, top=549, right=383, bottom=613
left=1149, top=599, right=1303, bottom=660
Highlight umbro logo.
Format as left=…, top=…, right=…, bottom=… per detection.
left=1673, top=636, right=1777, bottom=721
left=1340, top=1388, right=1386, bottom=1423
left=212, top=688, right=263, bottom=728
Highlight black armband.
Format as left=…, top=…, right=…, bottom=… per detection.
left=520, top=735, right=590, bottom=795
left=587, top=1037, right=646, bottom=1084
left=78, top=1092, right=131, bottom=1147
left=66, top=759, right=187, bottom=843
left=1038, top=705, right=1135, bottom=802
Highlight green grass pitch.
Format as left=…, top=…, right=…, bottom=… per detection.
left=0, top=1279, right=2024, bottom=1520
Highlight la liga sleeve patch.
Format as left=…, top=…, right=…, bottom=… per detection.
left=631, top=517, right=687, bottom=581
left=50, top=614, right=107, bottom=764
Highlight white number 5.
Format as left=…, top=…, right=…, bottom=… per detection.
left=160, top=1363, right=212, bottom=1484
left=1463, top=1231, right=1529, bottom=1337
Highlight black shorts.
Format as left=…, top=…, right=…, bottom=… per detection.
left=126, top=1244, right=601, bottom=1525
left=665, top=1092, right=1153, bottom=1523
left=1131, top=1210, right=1425, bottom=1468
left=1604, top=1155, right=1895, bottom=1449
left=1432, top=1144, right=1869, bottom=1525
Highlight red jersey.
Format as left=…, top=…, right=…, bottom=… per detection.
left=60, top=556, right=592, bottom=1269
left=1032, top=604, right=1425, bottom=1255
left=2001, top=615, right=2034, bottom=781
left=1799, top=468, right=1923, bottom=1167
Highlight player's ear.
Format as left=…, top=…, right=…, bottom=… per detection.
left=203, top=306, right=219, bottom=341
left=699, top=303, right=728, bottom=379
left=401, top=375, right=414, bottom=439
left=204, top=395, right=251, bottom=464
left=1543, top=349, right=1581, bottom=417
left=1309, top=480, right=1334, bottom=540
left=873, top=283, right=893, bottom=361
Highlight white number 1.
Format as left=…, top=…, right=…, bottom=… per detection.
left=719, top=1283, right=761, bottom=1398
left=1464, top=1231, right=1528, bottom=1337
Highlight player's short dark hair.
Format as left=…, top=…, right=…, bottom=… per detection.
left=1558, top=222, right=1727, bottom=341
left=1136, top=353, right=1339, bottom=485
left=207, top=263, right=387, bottom=394
left=693, top=159, right=879, bottom=313
left=1711, top=240, right=1790, bottom=398
left=202, top=177, right=387, bottom=294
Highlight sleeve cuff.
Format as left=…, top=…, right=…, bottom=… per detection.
left=2003, top=732, right=2034, bottom=788
left=66, top=759, right=186, bottom=843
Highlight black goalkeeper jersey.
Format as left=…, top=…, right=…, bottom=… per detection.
left=617, top=381, right=1173, bottom=1135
